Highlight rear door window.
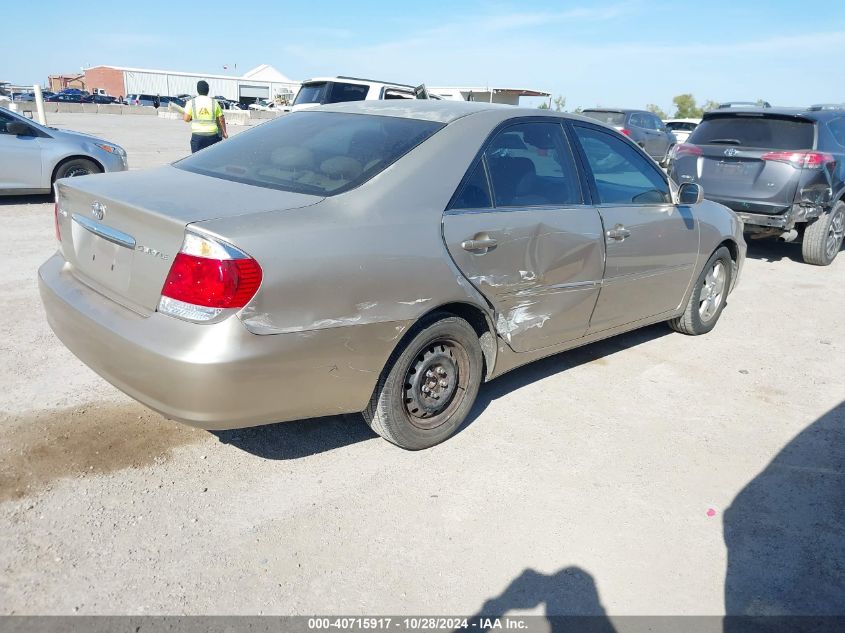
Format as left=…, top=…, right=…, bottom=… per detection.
left=328, top=83, right=370, bottom=103
left=450, top=161, right=492, bottom=210
left=689, top=115, right=815, bottom=150
left=827, top=117, right=845, bottom=148
left=484, top=121, right=582, bottom=207
left=629, top=113, right=647, bottom=128
left=572, top=125, right=671, bottom=205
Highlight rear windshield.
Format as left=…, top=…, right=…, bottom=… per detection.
left=293, top=83, right=328, bottom=106
left=689, top=115, right=815, bottom=150
left=581, top=111, right=626, bottom=126
left=175, top=111, right=444, bottom=196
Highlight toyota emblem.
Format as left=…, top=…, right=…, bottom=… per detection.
left=723, top=148, right=738, bottom=157
left=91, top=201, right=105, bottom=221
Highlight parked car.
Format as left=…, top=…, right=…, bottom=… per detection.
left=669, top=105, right=845, bottom=265
left=0, top=106, right=127, bottom=194
left=39, top=101, right=744, bottom=450
left=46, top=93, right=86, bottom=103
left=665, top=118, right=701, bottom=144
left=58, top=88, right=90, bottom=96
left=83, top=94, right=118, bottom=104
left=580, top=109, right=676, bottom=165
left=125, top=94, right=158, bottom=107
left=248, top=99, right=283, bottom=112
left=286, top=76, right=427, bottom=113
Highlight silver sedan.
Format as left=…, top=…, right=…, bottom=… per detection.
left=39, top=101, right=745, bottom=449
left=0, top=106, right=127, bottom=194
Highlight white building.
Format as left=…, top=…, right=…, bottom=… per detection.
left=83, top=64, right=300, bottom=105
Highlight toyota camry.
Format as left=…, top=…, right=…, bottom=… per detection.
left=39, top=101, right=745, bottom=449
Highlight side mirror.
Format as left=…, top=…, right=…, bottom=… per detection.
left=7, top=121, right=33, bottom=136
left=678, top=182, right=704, bottom=205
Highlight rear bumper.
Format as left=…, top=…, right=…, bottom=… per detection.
left=39, top=254, right=407, bottom=430
left=732, top=204, right=824, bottom=232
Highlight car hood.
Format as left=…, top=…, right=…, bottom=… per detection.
left=48, top=127, right=118, bottom=147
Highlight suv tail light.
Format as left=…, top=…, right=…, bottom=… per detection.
left=761, top=151, right=836, bottom=169
left=619, top=128, right=632, bottom=137
left=158, top=231, right=262, bottom=322
left=672, top=143, right=703, bottom=159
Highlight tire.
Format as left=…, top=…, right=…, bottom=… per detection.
left=802, top=201, right=845, bottom=266
left=363, top=313, right=483, bottom=450
left=54, top=158, right=101, bottom=182
left=669, top=246, right=733, bottom=335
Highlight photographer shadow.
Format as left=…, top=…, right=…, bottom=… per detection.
left=469, top=567, right=617, bottom=633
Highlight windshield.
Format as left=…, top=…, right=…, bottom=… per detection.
left=293, top=82, right=328, bottom=106
left=689, top=115, right=815, bottom=150
left=581, top=111, right=626, bottom=126
left=175, top=111, right=444, bottom=196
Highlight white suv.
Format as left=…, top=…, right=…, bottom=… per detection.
left=286, top=76, right=427, bottom=112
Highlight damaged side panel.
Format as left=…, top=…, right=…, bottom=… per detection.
left=442, top=208, right=606, bottom=353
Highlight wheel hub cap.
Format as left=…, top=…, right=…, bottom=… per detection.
left=405, top=348, right=459, bottom=418
left=699, top=260, right=726, bottom=322
left=826, top=210, right=845, bottom=259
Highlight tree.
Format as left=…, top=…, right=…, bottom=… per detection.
left=552, top=95, right=566, bottom=112
left=537, top=102, right=550, bottom=109
left=646, top=103, right=668, bottom=119
left=701, top=100, right=719, bottom=114
left=672, top=93, right=703, bottom=118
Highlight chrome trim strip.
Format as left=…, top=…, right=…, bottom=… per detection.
left=72, top=214, right=136, bottom=249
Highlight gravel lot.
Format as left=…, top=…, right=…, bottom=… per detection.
left=1, top=113, right=843, bottom=617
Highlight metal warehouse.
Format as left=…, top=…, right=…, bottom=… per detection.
left=83, top=64, right=300, bottom=105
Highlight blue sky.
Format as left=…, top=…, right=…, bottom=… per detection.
left=3, top=0, right=843, bottom=112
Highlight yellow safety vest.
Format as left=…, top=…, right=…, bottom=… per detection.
left=190, top=96, right=220, bottom=136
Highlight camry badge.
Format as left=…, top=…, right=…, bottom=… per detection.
left=723, top=148, right=738, bottom=157
left=91, top=201, right=106, bottom=221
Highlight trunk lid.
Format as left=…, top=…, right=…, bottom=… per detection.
left=674, top=113, right=816, bottom=214
left=56, top=166, right=322, bottom=314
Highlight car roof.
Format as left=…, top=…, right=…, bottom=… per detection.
left=316, top=99, right=519, bottom=123
left=702, top=106, right=843, bottom=121
left=301, top=76, right=416, bottom=90
left=665, top=118, right=701, bottom=123
left=581, top=108, right=647, bottom=114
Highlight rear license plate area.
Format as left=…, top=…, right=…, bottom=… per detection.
left=713, top=160, right=751, bottom=179
left=71, top=216, right=134, bottom=292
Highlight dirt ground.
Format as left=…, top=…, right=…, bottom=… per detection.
left=1, top=113, right=843, bottom=617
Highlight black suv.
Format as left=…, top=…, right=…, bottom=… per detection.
left=669, top=106, right=845, bottom=265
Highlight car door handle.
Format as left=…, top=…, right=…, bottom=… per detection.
left=461, top=237, right=498, bottom=252
left=606, top=225, right=631, bottom=241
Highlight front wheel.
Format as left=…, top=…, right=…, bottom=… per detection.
left=54, top=158, right=101, bottom=181
left=363, top=313, right=483, bottom=450
left=802, top=201, right=844, bottom=266
left=669, top=246, right=733, bottom=335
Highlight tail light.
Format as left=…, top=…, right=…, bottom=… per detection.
left=672, top=143, right=703, bottom=159
left=53, top=202, right=61, bottom=243
left=761, top=151, right=836, bottom=169
left=158, top=231, right=262, bottom=322
left=619, top=128, right=632, bottom=137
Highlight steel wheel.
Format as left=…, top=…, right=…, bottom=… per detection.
left=698, top=260, right=727, bottom=323
left=825, top=207, right=845, bottom=260
left=403, top=338, right=470, bottom=431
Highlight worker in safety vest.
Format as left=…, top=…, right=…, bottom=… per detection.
left=183, top=80, right=228, bottom=153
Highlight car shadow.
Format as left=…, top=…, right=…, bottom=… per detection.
left=723, top=400, right=845, bottom=623
left=743, top=239, right=804, bottom=263
left=211, top=413, right=377, bottom=460
left=457, top=323, right=671, bottom=436
left=0, top=193, right=53, bottom=206
left=215, top=324, right=671, bottom=460
left=467, top=566, right=617, bottom=632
